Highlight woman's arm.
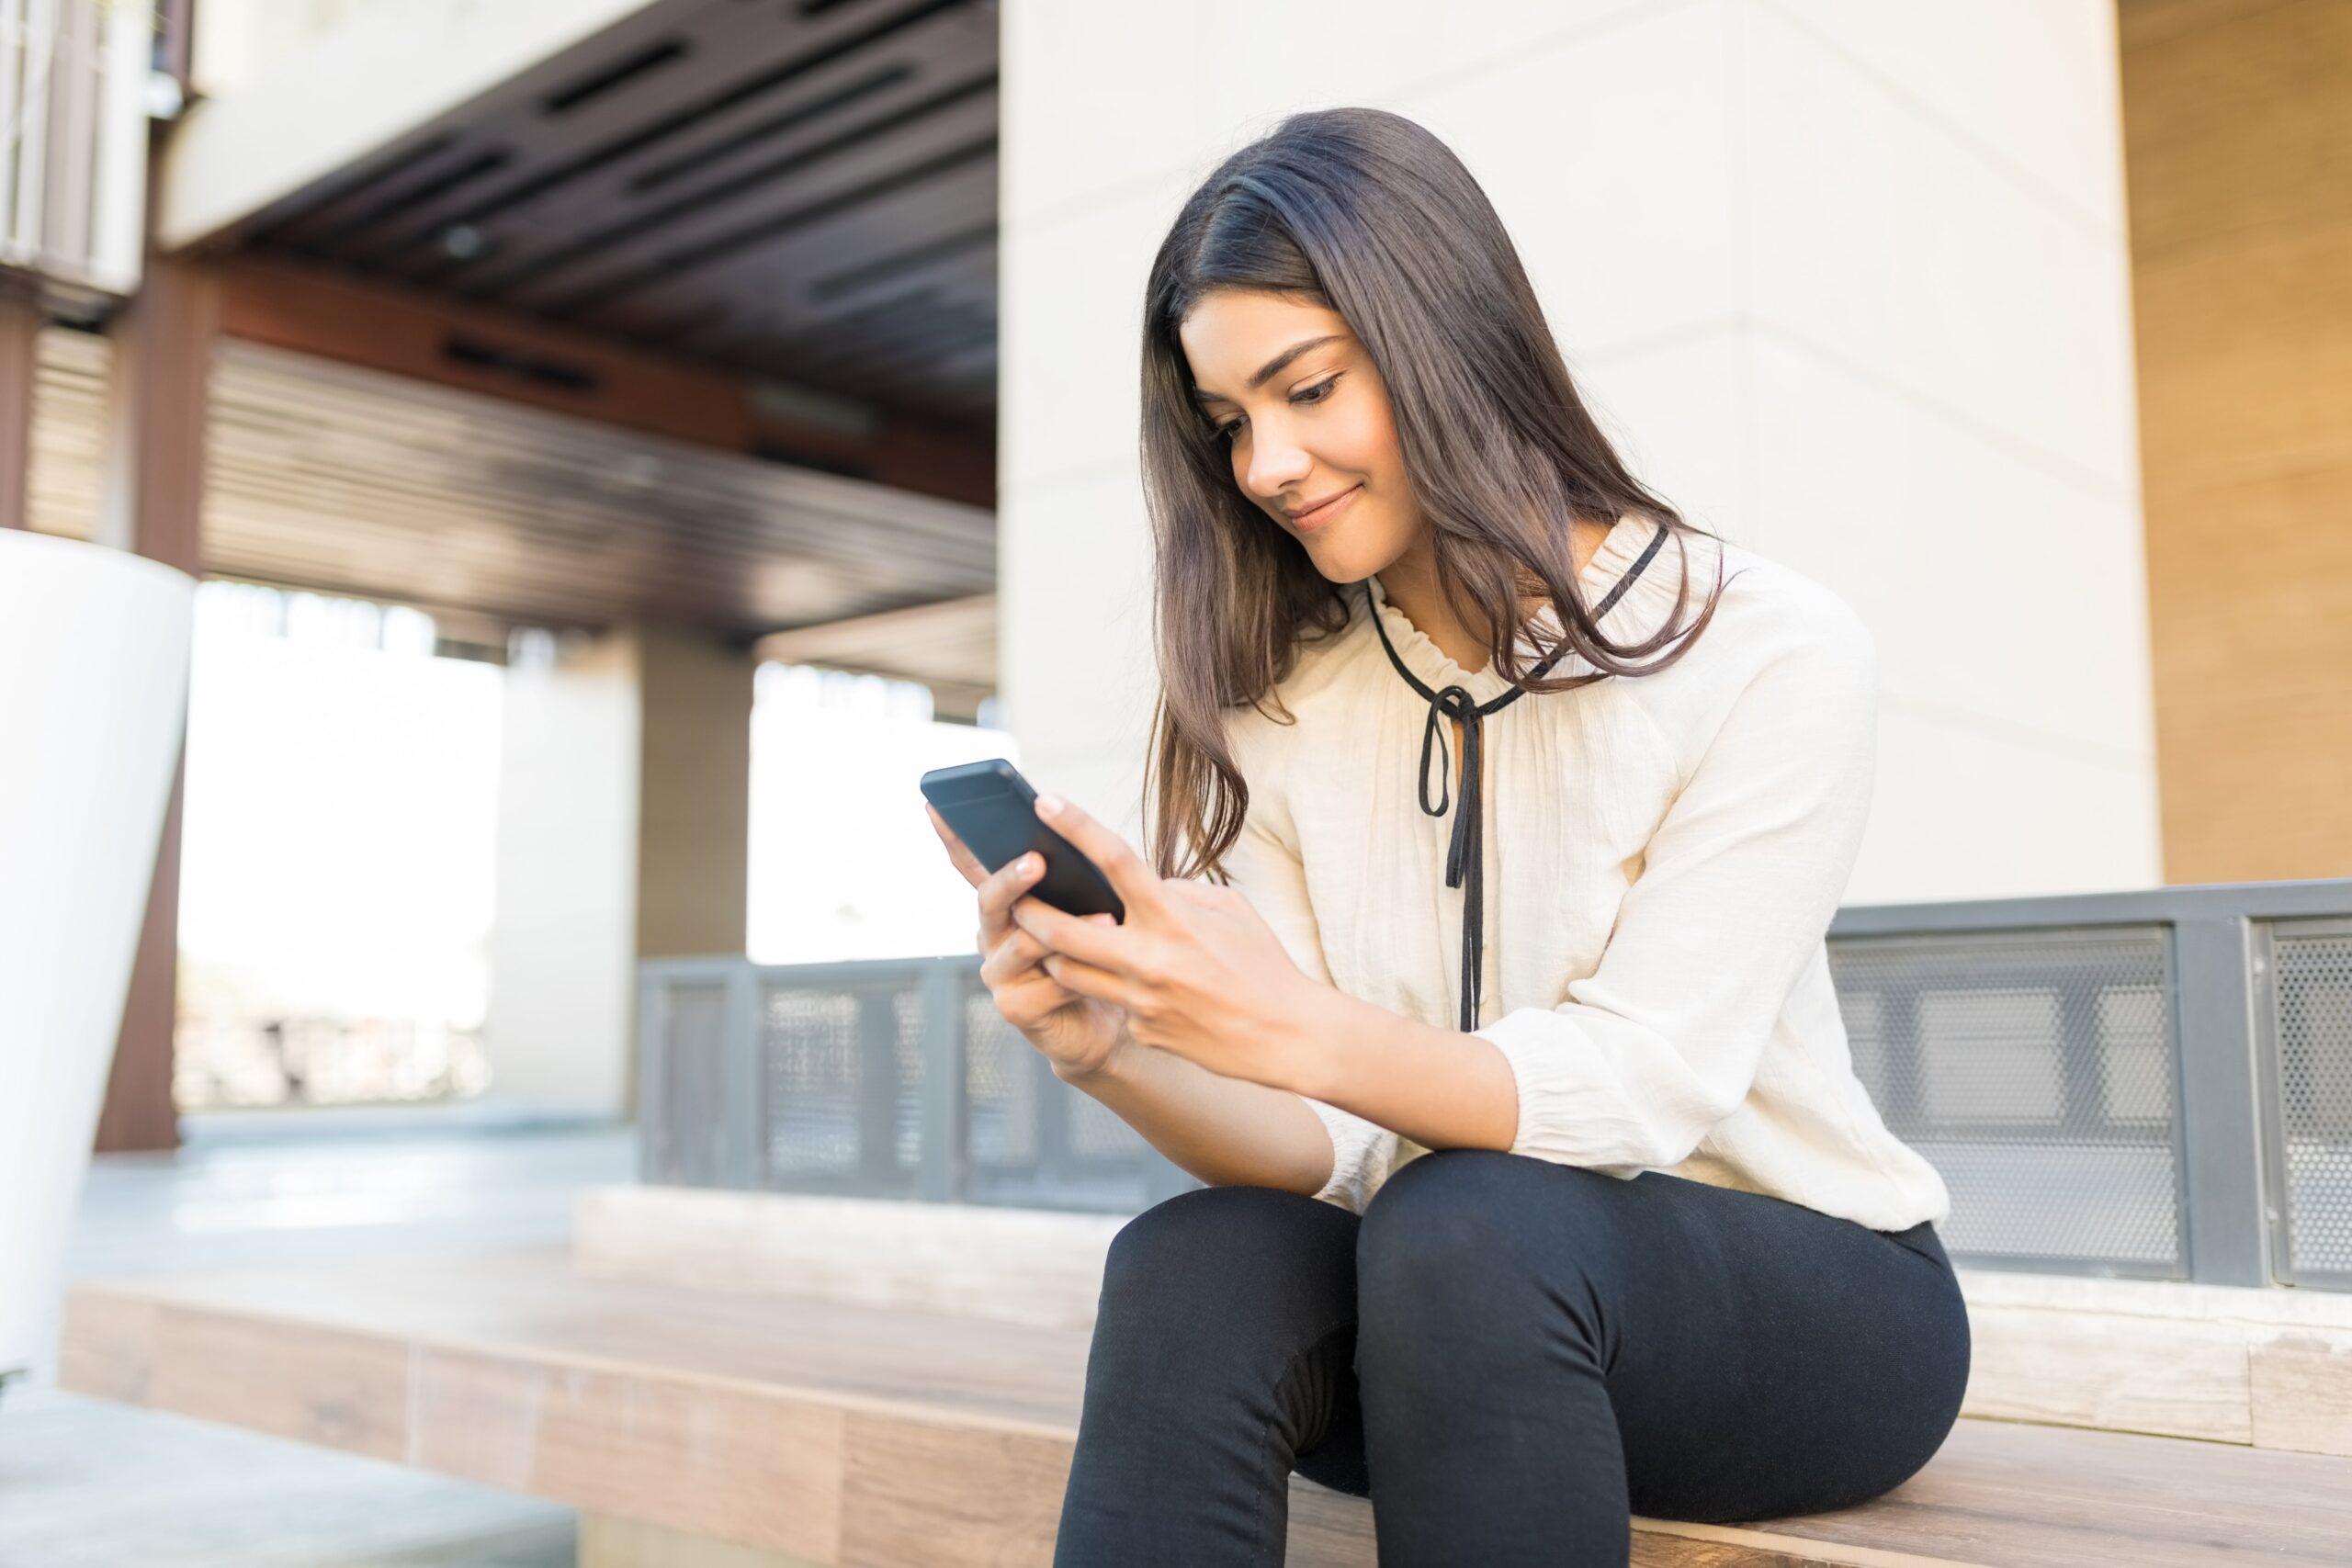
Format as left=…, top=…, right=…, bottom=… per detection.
left=1281, top=989, right=1521, bottom=1152
left=1014, top=753, right=1402, bottom=1211
left=1053, top=1027, right=1338, bottom=1197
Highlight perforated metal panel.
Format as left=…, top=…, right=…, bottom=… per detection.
left=964, top=987, right=1037, bottom=1171
left=642, top=883, right=2352, bottom=1284
left=758, top=982, right=926, bottom=1196
left=2266, top=921, right=2352, bottom=1287
left=1827, top=928, right=2184, bottom=1276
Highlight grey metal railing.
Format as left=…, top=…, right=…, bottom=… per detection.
left=1827, top=880, right=2352, bottom=1290
left=641, top=878, right=2352, bottom=1290
left=637, top=953, right=1199, bottom=1214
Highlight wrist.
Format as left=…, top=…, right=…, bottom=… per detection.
left=1277, top=984, right=1354, bottom=1102
left=1050, top=1019, right=1137, bottom=1088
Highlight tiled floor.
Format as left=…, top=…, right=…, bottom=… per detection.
left=0, top=1386, right=577, bottom=1568
left=0, top=1110, right=635, bottom=1568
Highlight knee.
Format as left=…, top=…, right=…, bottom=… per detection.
left=1358, top=1150, right=1525, bottom=1306
left=1094, top=1183, right=1352, bottom=1348
left=1356, top=1151, right=1614, bottom=1346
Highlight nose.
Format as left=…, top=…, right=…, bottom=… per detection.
left=1242, top=417, right=1312, bottom=506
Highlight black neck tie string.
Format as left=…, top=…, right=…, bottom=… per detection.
left=1366, top=521, right=1668, bottom=1032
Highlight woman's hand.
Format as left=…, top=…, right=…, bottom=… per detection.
left=925, top=801, right=1129, bottom=1080
left=999, top=793, right=1333, bottom=1094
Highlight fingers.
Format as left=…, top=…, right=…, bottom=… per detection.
left=925, top=799, right=1042, bottom=948
left=984, top=941, right=1080, bottom=1032
left=1011, top=889, right=1140, bottom=980
left=1032, top=795, right=1161, bottom=915
left=979, top=850, right=1045, bottom=920
left=981, top=917, right=1109, bottom=977
left=979, top=921, right=1055, bottom=994
left=1037, top=945, right=1134, bottom=1011
left=980, top=919, right=1131, bottom=1021
left=969, top=851, right=1046, bottom=953
left=933, top=794, right=1137, bottom=975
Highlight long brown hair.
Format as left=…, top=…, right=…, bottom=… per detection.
left=1138, top=106, right=1727, bottom=882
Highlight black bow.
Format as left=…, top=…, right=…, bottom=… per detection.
left=1365, top=522, right=1668, bottom=1032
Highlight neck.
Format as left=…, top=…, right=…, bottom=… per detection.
left=1375, top=517, right=1613, bottom=675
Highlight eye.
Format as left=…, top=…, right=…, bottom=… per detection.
left=1288, top=376, right=1345, bottom=409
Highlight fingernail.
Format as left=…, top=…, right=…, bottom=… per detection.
left=1036, top=794, right=1063, bottom=818
left=1020, top=854, right=1040, bottom=874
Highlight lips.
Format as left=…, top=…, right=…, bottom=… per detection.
left=1286, top=485, right=1361, bottom=532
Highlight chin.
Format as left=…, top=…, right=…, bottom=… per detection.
left=1302, top=536, right=1383, bottom=586
left=1299, top=541, right=1358, bottom=582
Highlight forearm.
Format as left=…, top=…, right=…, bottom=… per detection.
left=1057, top=1025, right=1336, bottom=1198
left=1286, top=987, right=1521, bottom=1154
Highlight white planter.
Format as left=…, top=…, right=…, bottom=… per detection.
left=0, top=531, right=194, bottom=1384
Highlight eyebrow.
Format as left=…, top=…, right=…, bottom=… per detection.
left=1190, top=334, right=1346, bottom=405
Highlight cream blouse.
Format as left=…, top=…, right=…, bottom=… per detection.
left=1216, top=512, right=1951, bottom=1233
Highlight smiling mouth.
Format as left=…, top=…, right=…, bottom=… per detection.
left=1287, top=485, right=1361, bottom=532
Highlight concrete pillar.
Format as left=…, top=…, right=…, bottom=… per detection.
left=91, top=255, right=219, bottom=1152
left=0, top=293, right=35, bottom=532
left=484, top=625, right=751, bottom=1121
left=634, top=625, right=752, bottom=965
left=999, top=0, right=2159, bottom=901
left=484, top=631, right=640, bottom=1118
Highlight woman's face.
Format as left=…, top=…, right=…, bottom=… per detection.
left=1178, top=288, right=1420, bottom=582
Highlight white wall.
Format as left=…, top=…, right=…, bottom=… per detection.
left=999, top=0, right=2160, bottom=902
left=165, top=0, right=656, bottom=249
left=483, top=632, right=639, bottom=1117
left=190, top=0, right=390, bottom=97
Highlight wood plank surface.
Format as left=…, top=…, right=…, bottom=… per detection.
left=61, top=1250, right=2352, bottom=1568
left=575, top=1186, right=1124, bottom=1332
left=1960, top=1302, right=2254, bottom=1443
left=578, top=1184, right=2352, bottom=1456
left=2252, top=1329, right=2352, bottom=1457
left=582, top=1513, right=827, bottom=1568
left=414, top=1342, right=845, bottom=1562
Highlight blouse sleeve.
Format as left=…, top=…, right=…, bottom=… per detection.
left=1472, top=597, right=1880, bottom=1177
left=1212, top=752, right=1398, bottom=1214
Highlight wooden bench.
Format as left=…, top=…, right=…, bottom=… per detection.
left=60, top=1239, right=2352, bottom=1567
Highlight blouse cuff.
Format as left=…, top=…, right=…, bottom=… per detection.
left=1299, top=1093, right=1392, bottom=1214
left=1476, top=1007, right=1655, bottom=1179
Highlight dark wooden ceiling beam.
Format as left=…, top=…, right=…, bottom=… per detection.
left=216, top=253, right=989, bottom=508
left=219, top=0, right=1000, bottom=431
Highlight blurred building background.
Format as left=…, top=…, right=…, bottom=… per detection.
left=6, top=2, right=2352, bottom=1563
left=3, top=0, right=2346, bottom=1186
left=0, top=0, right=2333, bottom=1213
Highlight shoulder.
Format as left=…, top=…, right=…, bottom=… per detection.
left=1615, top=532, right=1880, bottom=774
left=1219, top=597, right=1375, bottom=766
left=1663, top=527, right=1868, bottom=645
left=1635, top=529, right=1876, bottom=690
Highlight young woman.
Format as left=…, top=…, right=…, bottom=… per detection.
left=925, top=106, right=1968, bottom=1568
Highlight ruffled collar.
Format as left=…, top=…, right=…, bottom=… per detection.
left=1358, top=512, right=1679, bottom=703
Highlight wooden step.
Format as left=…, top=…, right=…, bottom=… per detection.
left=574, top=1185, right=2352, bottom=1456
left=61, top=1248, right=2352, bottom=1568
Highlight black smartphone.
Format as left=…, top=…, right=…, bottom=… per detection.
left=919, top=758, right=1126, bottom=923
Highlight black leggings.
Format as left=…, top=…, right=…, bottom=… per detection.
left=1052, top=1149, right=1971, bottom=1567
